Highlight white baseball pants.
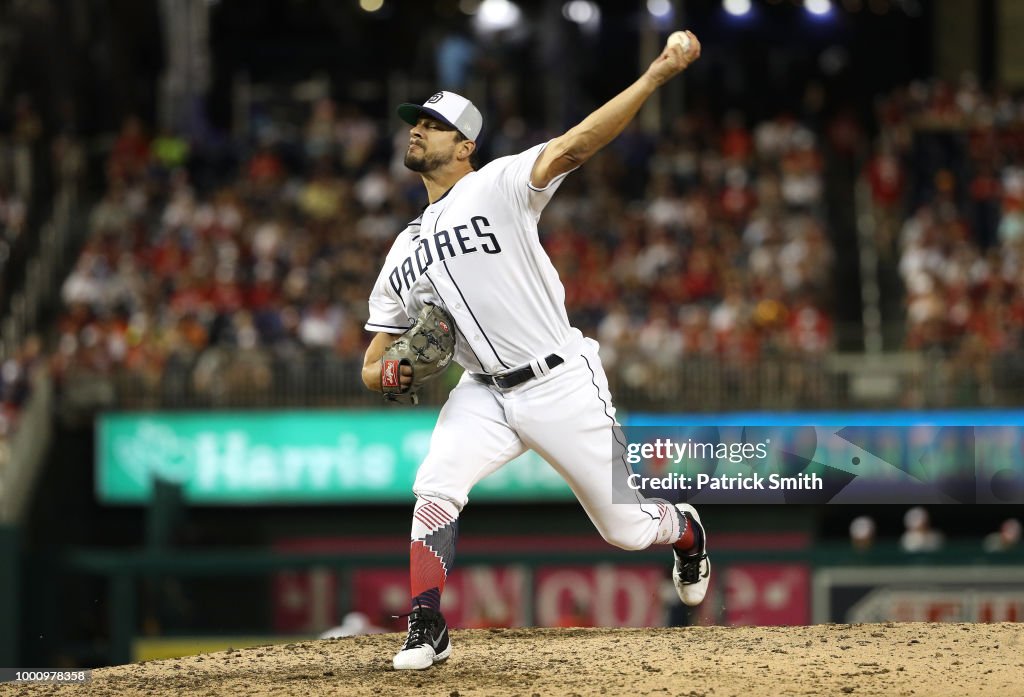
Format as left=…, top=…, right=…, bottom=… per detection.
left=413, top=334, right=683, bottom=550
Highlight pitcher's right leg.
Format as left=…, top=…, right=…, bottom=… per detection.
left=394, top=374, right=526, bottom=670
left=393, top=494, right=459, bottom=670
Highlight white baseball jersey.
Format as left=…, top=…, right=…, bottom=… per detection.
left=365, top=142, right=576, bottom=374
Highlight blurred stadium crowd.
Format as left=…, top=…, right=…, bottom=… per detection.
left=868, top=77, right=1024, bottom=400
left=47, top=96, right=838, bottom=408
left=849, top=506, right=1021, bottom=554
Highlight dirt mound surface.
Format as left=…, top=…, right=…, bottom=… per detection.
left=4, top=623, right=1022, bottom=697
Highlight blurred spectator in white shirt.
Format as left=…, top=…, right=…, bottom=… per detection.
left=900, top=507, right=944, bottom=553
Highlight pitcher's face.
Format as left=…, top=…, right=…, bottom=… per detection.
left=404, top=117, right=460, bottom=173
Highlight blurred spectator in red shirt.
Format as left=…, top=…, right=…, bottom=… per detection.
left=108, top=115, right=151, bottom=182
left=864, top=142, right=906, bottom=259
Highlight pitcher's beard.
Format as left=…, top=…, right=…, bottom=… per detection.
left=405, top=148, right=452, bottom=173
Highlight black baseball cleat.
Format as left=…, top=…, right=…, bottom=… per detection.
left=393, top=606, right=452, bottom=670
left=672, top=503, right=711, bottom=606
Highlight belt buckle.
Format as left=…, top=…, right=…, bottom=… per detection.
left=484, top=363, right=533, bottom=390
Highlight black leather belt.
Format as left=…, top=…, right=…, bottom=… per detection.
left=472, top=354, right=564, bottom=389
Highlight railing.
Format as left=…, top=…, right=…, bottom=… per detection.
left=1, top=186, right=84, bottom=361
left=53, top=349, right=1024, bottom=416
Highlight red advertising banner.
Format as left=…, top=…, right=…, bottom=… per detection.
left=724, top=564, right=810, bottom=626
left=532, top=565, right=666, bottom=627
left=274, top=568, right=340, bottom=634
left=272, top=533, right=813, bottom=633
left=351, top=566, right=529, bottom=631
left=273, top=564, right=666, bottom=633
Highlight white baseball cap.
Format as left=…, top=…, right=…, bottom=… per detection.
left=397, top=91, right=483, bottom=141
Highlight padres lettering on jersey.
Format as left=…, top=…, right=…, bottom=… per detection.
left=366, top=141, right=578, bottom=375
left=389, top=216, right=502, bottom=295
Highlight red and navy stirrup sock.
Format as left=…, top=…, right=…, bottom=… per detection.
left=673, top=511, right=703, bottom=556
left=409, top=496, right=460, bottom=612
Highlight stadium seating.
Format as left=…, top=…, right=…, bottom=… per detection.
left=51, top=107, right=836, bottom=410
left=875, top=78, right=1024, bottom=405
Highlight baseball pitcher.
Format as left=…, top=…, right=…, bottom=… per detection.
left=362, top=30, right=708, bottom=670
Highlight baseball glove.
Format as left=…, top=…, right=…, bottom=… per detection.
left=381, top=303, right=457, bottom=405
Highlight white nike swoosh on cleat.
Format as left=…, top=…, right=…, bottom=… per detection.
left=431, top=627, right=447, bottom=651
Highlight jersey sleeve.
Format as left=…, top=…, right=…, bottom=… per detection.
left=490, top=141, right=578, bottom=220
left=365, top=263, right=411, bottom=334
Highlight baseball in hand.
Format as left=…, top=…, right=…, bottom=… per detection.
left=669, top=31, right=692, bottom=53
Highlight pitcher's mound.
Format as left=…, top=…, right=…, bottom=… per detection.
left=8, top=623, right=1023, bottom=697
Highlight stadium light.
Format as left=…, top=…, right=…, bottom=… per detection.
left=562, top=0, right=601, bottom=32
left=474, top=0, right=522, bottom=32
left=647, top=0, right=673, bottom=19
left=563, top=0, right=599, bottom=25
left=804, top=0, right=833, bottom=16
left=723, top=0, right=752, bottom=17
